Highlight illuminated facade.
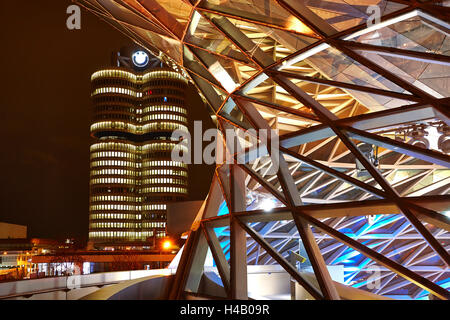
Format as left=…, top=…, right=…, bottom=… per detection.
left=78, top=0, right=450, bottom=300
left=89, top=56, right=189, bottom=247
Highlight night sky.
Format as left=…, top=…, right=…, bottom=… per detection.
left=0, top=0, right=215, bottom=242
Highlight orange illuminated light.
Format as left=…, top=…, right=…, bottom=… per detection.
left=162, top=240, right=172, bottom=250
left=286, top=16, right=315, bottom=36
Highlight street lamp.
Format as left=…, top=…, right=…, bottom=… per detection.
left=407, top=125, right=429, bottom=149
left=355, top=142, right=378, bottom=176
left=162, top=240, right=172, bottom=250
left=437, top=124, right=449, bottom=154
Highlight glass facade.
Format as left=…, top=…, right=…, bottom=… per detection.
left=78, top=0, right=450, bottom=300
left=88, top=67, right=189, bottom=246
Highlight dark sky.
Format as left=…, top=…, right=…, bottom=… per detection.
left=0, top=0, right=215, bottom=242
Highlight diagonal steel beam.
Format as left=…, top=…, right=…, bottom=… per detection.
left=292, top=208, right=450, bottom=300
left=269, top=70, right=422, bottom=102
left=202, top=224, right=231, bottom=296
left=344, top=126, right=450, bottom=168
left=339, top=39, right=450, bottom=66
left=236, top=97, right=340, bottom=299
left=270, top=72, right=450, bottom=267
left=236, top=218, right=324, bottom=300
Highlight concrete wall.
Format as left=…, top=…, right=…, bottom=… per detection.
left=167, top=200, right=203, bottom=236
left=248, top=269, right=291, bottom=299
left=81, top=274, right=174, bottom=300
left=0, top=222, right=27, bottom=239
left=199, top=265, right=388, bottom=300
left=0, top=268, right=174, bottom=300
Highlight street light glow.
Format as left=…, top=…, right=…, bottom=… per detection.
left=261, top=198, right=276, bottom=212
left=162, top=240, right=172, bottom=250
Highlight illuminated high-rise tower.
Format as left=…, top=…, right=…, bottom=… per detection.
left=88, top=48, right=189, bottom=249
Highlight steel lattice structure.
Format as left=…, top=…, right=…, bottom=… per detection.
left=77, top=0, right=450, bottom=300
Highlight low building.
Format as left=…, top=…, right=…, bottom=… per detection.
left=32, top=250, right=176, bottom=277
left=0, top=222, right=27, bottom=239
left=0, top=238, right=78, bottom=281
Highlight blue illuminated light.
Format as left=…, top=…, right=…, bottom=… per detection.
left=218, top=201, right=229, bottom=216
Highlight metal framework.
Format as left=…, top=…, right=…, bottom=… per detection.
left=77, top=0, right=450, bottom=300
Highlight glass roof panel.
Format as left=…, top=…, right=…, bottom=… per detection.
left=188, top=45, right=259, bottom=91
left=305, top=46, right=410, bottom=94
left=204, top=13, right=318, bottom=63
left=131, top=26, right=183, bottom=63
left=148, top=0, right=193, bottom=27
left=355, top=50, right=450, bottom=98
left=242, top=73, right=318, bottom=118
left=304, top=0, right=407, bottom=32
left=184, top=11, right=251, bottom=62
left=348, top=13, right=450, bottom=56
left=200, top=0, right=318, bottom=37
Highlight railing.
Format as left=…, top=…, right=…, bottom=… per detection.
left=0, top=268, right=175, bottom=300
left=80, top=273, right=174, bottom=300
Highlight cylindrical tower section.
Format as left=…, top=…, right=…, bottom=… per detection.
left=90, top=69, right=138, bottom=139
left=89, top=141, right=141, bottom=243
left=89, top=68, right=141, bottom=246
left=88, top=66, right=189, bottom=248
left=140, top=69, right=189, bottom=240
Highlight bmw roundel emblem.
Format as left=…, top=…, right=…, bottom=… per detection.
left=132, top=51, right=149, bottom=67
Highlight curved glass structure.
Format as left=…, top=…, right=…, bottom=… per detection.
left=78, top=0, right=450, bottom=300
